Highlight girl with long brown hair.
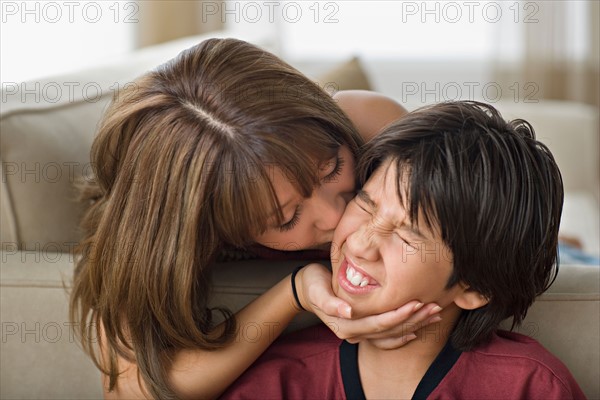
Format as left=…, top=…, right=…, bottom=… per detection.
left=70, top=38, right=440, bottom=399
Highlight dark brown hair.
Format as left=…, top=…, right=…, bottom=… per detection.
left=358, top=101, right=563, bottom=350
left=69, top=38, right=362, bottom=398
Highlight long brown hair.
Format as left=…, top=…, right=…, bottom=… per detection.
left=69, top=38, right=362, bottom=398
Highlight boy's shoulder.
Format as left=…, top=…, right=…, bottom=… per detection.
left=432, top=330, right=586, bottom=399
left=469, top=330, right=574, bottom=380
left=471, top=330, right=572, bottom=371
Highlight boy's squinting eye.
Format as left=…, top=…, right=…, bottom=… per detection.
left=396, top=232, right=416, bottom=249
left=354, top=198, right=370, bottom=214
left=354, top=190, right=375, bottom=214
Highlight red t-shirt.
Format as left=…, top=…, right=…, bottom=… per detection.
left=221, top=324, right=586, bottom=400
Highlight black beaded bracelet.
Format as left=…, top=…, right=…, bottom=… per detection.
left=291, top=266, right=306, bottom=311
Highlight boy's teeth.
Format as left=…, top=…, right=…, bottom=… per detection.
left=350, top=274, right=363, bottom=286
left=346, top=265, right=369, bottom=287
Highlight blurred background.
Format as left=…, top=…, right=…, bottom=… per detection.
left=1, top=0, right=598, bottom=107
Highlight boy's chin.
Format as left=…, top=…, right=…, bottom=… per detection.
left=336, top=293, right=374, bottom=319
left=345, top=298, right=398, bottom=320
left=351, top=304, right=389, bottom=319
left=332, top=285, right=395, bottom=318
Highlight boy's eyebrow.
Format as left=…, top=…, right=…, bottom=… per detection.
left=356, top=190, right=376, bottom=209
left=358, top=189, right=428, bottom=241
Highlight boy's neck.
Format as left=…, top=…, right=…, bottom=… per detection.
left=357, top=305, right=462, bottom=400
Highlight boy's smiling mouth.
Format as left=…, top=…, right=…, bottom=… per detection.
left=338, top=257, right=380, bottom=295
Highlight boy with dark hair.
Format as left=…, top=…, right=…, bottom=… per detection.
left=221, top=101, right=585, bottom=399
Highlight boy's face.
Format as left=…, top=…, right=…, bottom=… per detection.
left=331, top=160, right=464, bottom=318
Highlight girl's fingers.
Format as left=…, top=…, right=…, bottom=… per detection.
left=352, top=313, right=443, bottom=342
left=360, top=304, right=443, bottom=340
left=319, top=301, right=421, bottom=339
left=319, top=302, right=443, bottom=342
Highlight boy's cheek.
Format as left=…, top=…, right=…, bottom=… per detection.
left=331, top=279, right=341, bottom=298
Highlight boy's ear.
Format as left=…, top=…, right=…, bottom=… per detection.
left=453, top=282, right=489, bottom=310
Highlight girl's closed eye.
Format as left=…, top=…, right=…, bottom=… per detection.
left=279, top=204, right=303, bottom=232
left=277, top=155, right=342, bottom=233
left=277, top=155, right=344, bottom=233
left=323, top=155, right=345, bottom=183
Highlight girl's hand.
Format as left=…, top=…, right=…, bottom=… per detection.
left=296, top=263, right=442, bottom=350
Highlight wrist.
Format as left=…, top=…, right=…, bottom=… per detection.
left=291, top=266, right=306, bottom=312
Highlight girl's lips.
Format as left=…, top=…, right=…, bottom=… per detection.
left=337, top=257, right=380, bottom=295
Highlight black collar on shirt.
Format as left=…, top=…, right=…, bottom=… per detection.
left=339, top=339, right=462, bottom=400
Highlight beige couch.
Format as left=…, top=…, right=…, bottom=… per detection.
left=1, top=32, right=599, bottom=399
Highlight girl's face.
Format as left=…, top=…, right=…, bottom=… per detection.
left=253, top=146, right=356, bottom=251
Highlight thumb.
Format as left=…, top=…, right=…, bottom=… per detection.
left=336, top=302, right=352, bottom=319
left=312, top=286, right=352, bottom=319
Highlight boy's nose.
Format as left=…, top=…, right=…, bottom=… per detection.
left=345, top=224, right=379, bottom=262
